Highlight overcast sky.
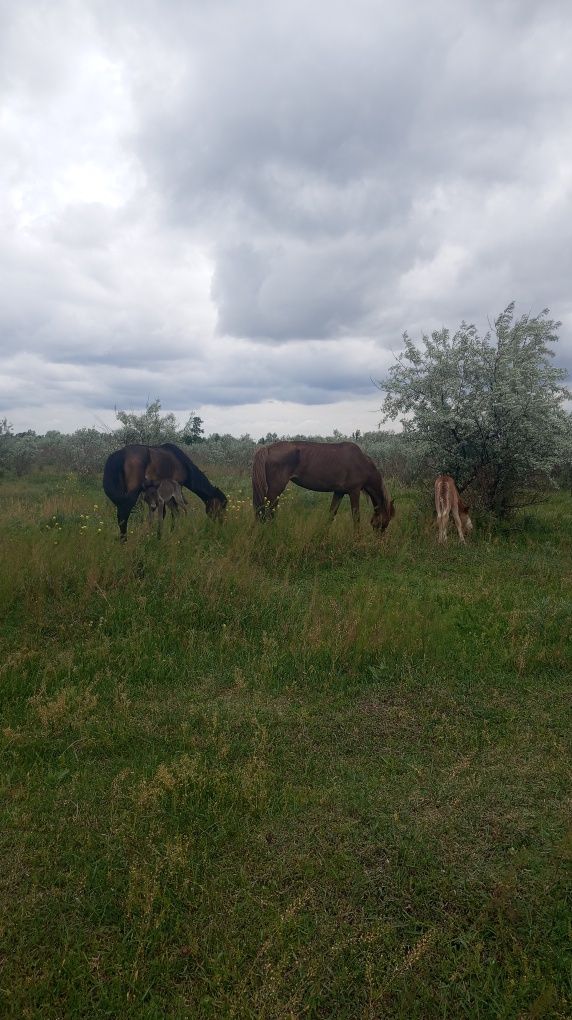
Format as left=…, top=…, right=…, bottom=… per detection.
left=1, top=0, right=571, bottom=438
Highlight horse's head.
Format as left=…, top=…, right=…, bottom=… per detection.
left=371, top=499, right=396, bottom=532
left=205, top=490, right=228, bottom=522
left=142, top=483, right=160, bottom=510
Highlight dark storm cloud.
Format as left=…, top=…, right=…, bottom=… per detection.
left=211, top=241, right=374, bottom=340
left=0, top=336, right=382, bottom=414
left=123, top=0, right=572, bottom=350
left=0, top=0, right=571, bottom=431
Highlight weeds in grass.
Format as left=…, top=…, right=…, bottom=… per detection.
left=0, top=474, right=570, bottom=1017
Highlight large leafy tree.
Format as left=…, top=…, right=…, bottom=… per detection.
left=115, top=399, right=179, bottom=445
left=379, top=304, right=570, bottom=515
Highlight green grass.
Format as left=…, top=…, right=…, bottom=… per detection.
left=0, top=471, right=570, bottom=1018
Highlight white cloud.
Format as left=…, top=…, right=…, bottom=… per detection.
left=0, top=0, right=570, bottom=435
left=399, top=244, right=470, bottom=304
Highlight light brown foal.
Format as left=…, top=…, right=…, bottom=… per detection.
left=434, top=474, right=473, bottom=544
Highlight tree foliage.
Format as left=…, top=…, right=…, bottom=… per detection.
left=114, top=400, right=204, bottom=446
left=379, top=304, right=571, bottom=515
left=181, top=415, right=205, bottom=445
left=0, top=402, right=207, bottom=477
left=114, top=399, right=181, bottom=445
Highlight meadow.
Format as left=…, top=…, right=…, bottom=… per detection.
left=0, top=469, right=570, bottom=1018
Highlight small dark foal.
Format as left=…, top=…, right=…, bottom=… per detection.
left=142, top=479, right=187, bottom=537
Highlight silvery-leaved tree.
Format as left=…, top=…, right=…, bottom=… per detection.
left=379, top=304, right=571, bottom=516
left=115, top=399, right=180, bottom=445
left=114, top=400, right=203, bottom=447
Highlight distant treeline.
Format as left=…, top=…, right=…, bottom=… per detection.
left=2, top=386, right=571, bottom=503
left=0, top=416, right=428, bottom=485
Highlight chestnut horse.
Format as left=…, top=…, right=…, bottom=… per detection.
left=252, top=440, right=395, bottom=531
left=103, top=442, right=227, bottom=541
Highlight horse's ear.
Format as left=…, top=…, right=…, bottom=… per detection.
left=390, top=500, right=396, bottom=518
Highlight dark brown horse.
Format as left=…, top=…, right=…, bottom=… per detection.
left=103, top=442, right=227, bottom=541
left=252, top=440, right=395, bottom=531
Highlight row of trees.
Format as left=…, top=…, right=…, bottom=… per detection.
left=1, top=305, right=570, bottom=515
left=0, top=411, right=424, bottom=482
left=0, top=401, right=206, bottom=479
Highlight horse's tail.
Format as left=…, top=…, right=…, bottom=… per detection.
left=102, top=449, right=128, bottom=505
left=252, top=446, right=270, bottom=515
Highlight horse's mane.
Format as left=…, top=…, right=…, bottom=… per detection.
left=159, top=443, right=227, bottom=506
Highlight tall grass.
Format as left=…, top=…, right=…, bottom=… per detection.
left=0, top=472, right=570, bottom=1017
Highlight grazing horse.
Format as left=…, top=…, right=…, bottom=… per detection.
left=142, top=479, right=188, bottom=538
left=252, top=440, right=395, bottom=531
left=103, top=442, right=227, bottom=541
left=434, top=474, right=473, bottom=543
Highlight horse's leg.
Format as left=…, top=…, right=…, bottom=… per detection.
left=349, top=488, right=361, bottom=531
left=170, top=501, right=177, bottom=532
left=157, top=499, right=166, bottom=538
left=452, top=506, right=466, bottom=543
left=175, top=492, right=187, bottom=515
left=436, top=514, right=444, bottom=542
left=439, top=511, right=449, bottom=543
left=117, top=494, right=139, bottom=542
left=329, top=492, right=344, bottom=523
left=117, top=505, right=128, bottom=542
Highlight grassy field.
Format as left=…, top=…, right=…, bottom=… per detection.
left=0, top=470, right=570, bottom=1018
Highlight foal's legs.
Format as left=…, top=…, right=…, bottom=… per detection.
left=452, top=506, right=466, bottom=543
left=437, top=511, right=448, bottom=543
left=168, top=498, right=185, bottom=532
left=172, top=491, right=187, bottom=529
left=156, top=499, right=166, bottom=538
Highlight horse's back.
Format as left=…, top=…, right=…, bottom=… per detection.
left=265, top=441, right=301, bottom=473
left=268, top=440, right=376, bottom=491
left=103, top=445, right=150, bottom=503
left=304, top=441, right=376, bottom=478
left=144, top=446, right=186, bottom=486
left=103, top=444, right=178, bottom=502
left=120, top=445, right=152, bottom=493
